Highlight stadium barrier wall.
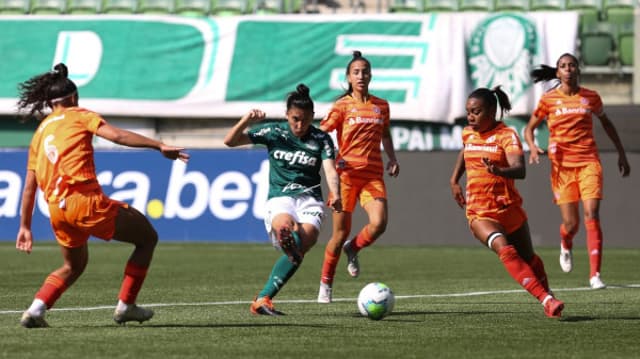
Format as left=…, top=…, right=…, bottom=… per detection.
left=2, top=148, right=638, bottom=247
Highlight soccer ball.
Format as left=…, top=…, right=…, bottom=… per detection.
left=357, top=282, right=395, bottom=320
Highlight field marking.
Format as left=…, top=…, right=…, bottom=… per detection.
left=1, top=283, right=638, bottom=315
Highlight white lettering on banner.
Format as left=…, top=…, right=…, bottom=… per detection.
left=97, top=171, right=150, bottom=210
left=0, top=170, right=21, bottom=217
left=440, top=126, right=463, bottom=150
left=251, top=160, right=269, bottom=219
left=209, top=171, right=251, bottom=220
left=165, top=161, right=215, bottom=220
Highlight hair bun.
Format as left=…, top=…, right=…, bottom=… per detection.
left=353, top=50, right=362, bottom=59
left=53, top=63, right=69, bottom=78
left=296, top=83, right=310, bottom=97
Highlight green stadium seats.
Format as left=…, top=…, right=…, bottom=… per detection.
left=211, top=0, right=248, bottom=14
left=67, top=0, right=101, bottom=13
left=0, top=0, right=30, bottom=13
left=253, top=0, right=285, bottom=13
left=579, top=22, right=615, bottom=66
left=175, top=0, right=210, bottom=15
left=566, top=0, right=602, bottom=32
left=30, top=0, right=66, bottom=13
left=389, top=0, right=423, bottom=12
left=459, top=0, right=493, bottom=11
left=137, top=0, right=173, bottom=13
left=529, top=0, right=565, bottom=10
left=494, top=0, right=529, bottom=11
left=102, top=0, right=137, bottom=12
left=617, top=22, right=634, bottom=66
left=424, top=0, right=458, bottom=11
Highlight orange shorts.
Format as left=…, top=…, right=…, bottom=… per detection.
left=331, top=173, right=387, bottom=213
left=48, top=189, right=126, bottom=248
left=551, top=161, right=603, bottom=205
left=468, top=205, right=528, bottom=235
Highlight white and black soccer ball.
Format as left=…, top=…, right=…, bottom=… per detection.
left=357, top=282, right=395, bottom=320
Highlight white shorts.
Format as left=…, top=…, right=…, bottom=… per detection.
left=264, top=195, right=325, bottom=247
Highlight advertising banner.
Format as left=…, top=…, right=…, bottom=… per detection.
left=0, top=149, right=271, bottom=241
left=0, top=13, right=578, bottom=122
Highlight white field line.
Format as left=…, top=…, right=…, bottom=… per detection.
left=1, top=284, right=639, bottom=315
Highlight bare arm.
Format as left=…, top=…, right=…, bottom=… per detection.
left=96, top=122, right=190, bottom=162
left=322, top=158, right=342, bottom=212
left=224, top=109, right=265, bottom=147
left=524, top=114, right=545, bottom=164
left=16, top=170, right=37, bottom=254
left=450, top=149, right=466, bottom=208
left=382, top=128, right=399, bottom=177
left=597, top=112, right=630, bottom=177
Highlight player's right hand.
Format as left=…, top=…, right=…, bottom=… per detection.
left=450, top=183, right=465, bottom=208
left=16, top=227, right=33, bottom=254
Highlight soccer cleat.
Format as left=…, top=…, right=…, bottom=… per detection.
left=277, top=227, right=302, bottom=265
left=342, top=239, right=360, bottom=278
left=559, top=247, right=573, bottom=273
left=113, top=304, right=154, bottom=324
left=590, top=273, right=606, bottom=289
left=543, top=297, right=565, bottom=318
left=250, top=296, right=285, bottom=316
left=20, top=311, right=49, bottom=328
left=317, top=282, right=333, bottom=304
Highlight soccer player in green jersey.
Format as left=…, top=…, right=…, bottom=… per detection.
left=224, top=84, right=342, bottom=315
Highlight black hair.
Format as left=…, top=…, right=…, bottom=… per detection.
left=468, top=86, right=512, bottom=121
left=531, top=53, right=579, bottom=83
left=17, top=63, right=77, bottom=119
left=286, top=83, right=314, bottom=113
left=339, top=50, right=371, bottom=99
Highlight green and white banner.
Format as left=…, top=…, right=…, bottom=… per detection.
left=0, top=13, right=577, bottom=123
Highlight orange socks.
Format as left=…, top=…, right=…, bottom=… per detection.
left=352, top=227, right=374, bottom=252
left=35, top=274, right=68, bottom=309
left=118, top=261, right=149, bottom=304
left=585, top=219, right=603, bottom=277
left=560, top=223, right=576, bottom=251
left=320, top=248, right=340, bottom=285
left=528, top=254, right=550, bottom=293
left=498, top=245, right=548, bottom=303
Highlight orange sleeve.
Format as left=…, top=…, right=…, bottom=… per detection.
left=321, top=102, right=343, bottom=132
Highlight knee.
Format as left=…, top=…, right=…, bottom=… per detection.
left=368, top=218, right=387, bottom=237
left=61, top=262, right=86, bottom=280
left=582, top=210, right=599, bottom=222
left=563, top=219, right=580, bottom=234
left=146, top=227, right=158, bottom=247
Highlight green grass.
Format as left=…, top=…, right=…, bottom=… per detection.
left=1, top=242, right=639, bottom=358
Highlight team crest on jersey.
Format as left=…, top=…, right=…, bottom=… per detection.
left=306, top=140, right=319, bottom=150
left=373, top=106, right=381, bottom=114
left=580, top=97, right=588, bottom=105
left=487, top=135, right=496, bottom=143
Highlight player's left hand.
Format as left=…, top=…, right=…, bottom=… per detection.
left=387, top=160, right=399, bottom=177
left=619, top=154, right=630, bottom=177
left=16, top=227, right=33, bottom=254
left=160, top=144, right=190, bottom=163
left=482, top=157, right=501, bottom=175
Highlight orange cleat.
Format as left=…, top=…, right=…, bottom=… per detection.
left=250, top=296, right=285, bottom=316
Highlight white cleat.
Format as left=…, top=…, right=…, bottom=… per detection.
left=590, top=273, right=607, bottom=289
left=317, top=282, right=333, bottom=304
left=343, top=239, right=360, bottom=278
left=559, top=247, right=573, bottom=273
left=113, top=304, right=154, bottom=325
left=20, top=311, right=49, bottom=328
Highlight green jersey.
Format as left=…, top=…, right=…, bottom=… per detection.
left=248, top=121, right=335, bottom=201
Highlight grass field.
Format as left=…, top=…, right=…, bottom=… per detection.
left=1, top=242, right=639, bottom=358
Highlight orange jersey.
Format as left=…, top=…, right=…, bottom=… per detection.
left=532, top=87, right=602, bottom=167
left=321, top=94, right=390, bottom=178
left=463, top=122, right=524, bottom=219
left=27, top=107, right=104, bottom=203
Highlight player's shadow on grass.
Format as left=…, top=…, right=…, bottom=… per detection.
left=141, top=323, right=333, bottom=329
